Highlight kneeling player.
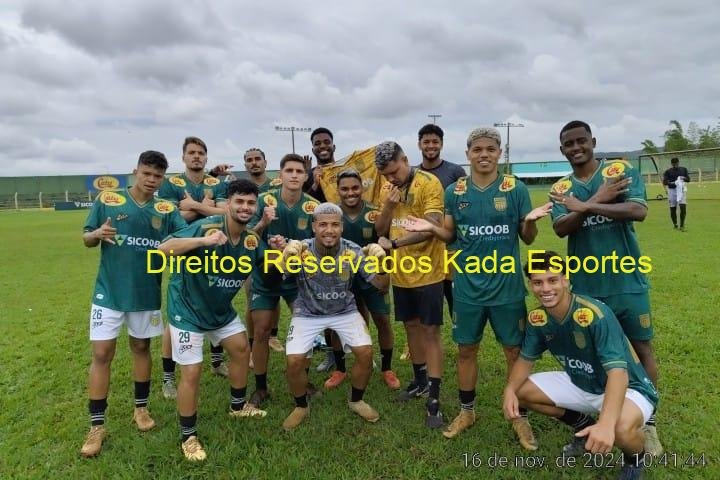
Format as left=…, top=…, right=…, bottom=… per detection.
left=503, top=252, right=658, bottom=480
left=280, top=203, right=390, bottom=431
left=158, top=179, right=284, bottom=461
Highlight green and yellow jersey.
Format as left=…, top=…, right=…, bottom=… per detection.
left=158, top=172, right=228, bottom=209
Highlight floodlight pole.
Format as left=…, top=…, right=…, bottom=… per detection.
left=275, top=125, right=312, bottom=153
left=494, top=122, right=525, bottom=169
left=428, top=114, right=442, bottom=124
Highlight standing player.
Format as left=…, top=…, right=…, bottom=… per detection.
left=324, top=169, right=400, bottom=390
left=549, top=120, right=662, bottom=455
left=503, top=251, right=657, bottom=480
left=374, top=141, right=447, bottom=428
left=248, top=153, right=318, bottom=408
left=303, top=127, right=336, bottom=203
left=279, top=203, right=389, bottom=430
left=158, top=136, right=230, bottom=399
left=158, top=179, right=283, bottom=461
left=405, top=127, right=551, bottom=448
left=80, top=151, right=186, bottom=457
left=662, top=157, right=690, bottom=230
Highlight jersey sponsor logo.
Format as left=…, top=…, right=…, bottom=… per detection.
left=315, top=291, right=348, bottom=301
left=154, top=201, right=175, bottom=214
left=263, top=193, right=277, bottom=207
left=302, top=200, right=319, bottom=214
left=364, top=210, right=380, bottom=223
left=169, top=176, right=186, bottom=187
left=391, top=218, right=411, bottom=228
left=499, top=175, right=516, bottom=192
left=567, top=358, right=594, bottom=374
left=572, top=307, right=594, bottom=327
left=204, top=177, right=221, bottom=186
left=552, top=179, right=572, bottom=194
left=244, top=234, right=259, bottom=250
left=93, top=176, right=121, bottom=191
left=114, top=235, right=161, bottom=248
left=493, top=197, right=507, bottom=212
left=528, top=309, right=548, bottom=326
left=453, top=178, right=468, bottom=195
left=574, top=331, right=587, bottom=349
left=457, top=224, right=510, bottom=236
left=602, top=162, right=626, bottom=178
left=96, top=294, right=104, bottom=300
left=99, top=191, right=127, bottom=206
left=582, top=214, right=614, bottom=227
left=209, top=276, right=245, bottom=289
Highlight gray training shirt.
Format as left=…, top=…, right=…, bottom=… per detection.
left=290, top=238, right=376, bottom=317
left=419, top=159, right=467, bottom=189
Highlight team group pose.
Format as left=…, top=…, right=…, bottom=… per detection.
left=80, top=122, right=661, bottom=479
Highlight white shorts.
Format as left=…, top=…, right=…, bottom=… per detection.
left=170, top=317, right=246, bottom=365
left=286, top=311, right=372, bottom=356
left=668, top=188, right=686, bottom=207
left=89, top=304, right=163, bottom=341
left=529, top=371, right=655, bottom=424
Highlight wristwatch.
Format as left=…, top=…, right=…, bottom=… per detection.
left=391, top=239, right=398, bottom=249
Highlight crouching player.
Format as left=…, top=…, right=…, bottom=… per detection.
left=279, top=203, right=390, bottom=431
left=157, top=179, right=284, bottom=461
left=503, top=251, right=658, bottom=480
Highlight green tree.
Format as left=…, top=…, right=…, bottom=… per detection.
left=663, top=120, right=693, bottom=152
left=641, top=139, right=660, bottom=153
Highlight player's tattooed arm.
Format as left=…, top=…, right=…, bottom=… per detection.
left=392, top=211, right=442, bottom=248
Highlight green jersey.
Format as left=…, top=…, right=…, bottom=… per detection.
left=444, top=175, right=532, bottom=305
left=158, top=172, right=228, bottom=210
left=84, top=189, right=186, bottom=311
left=250, top=189, right=319, bottom=295
left=521, top=294, right=658, bottom=407
left=167, top=216, right=268, bottom=332
left=342, top=201, right=380, bottom=247
left=550, top=160, right=648, bottom=297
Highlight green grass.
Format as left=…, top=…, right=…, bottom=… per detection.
left=1, top=185, right=719, bottom=479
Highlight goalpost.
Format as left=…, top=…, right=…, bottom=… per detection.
left=638, top=147, right=720, bottom=201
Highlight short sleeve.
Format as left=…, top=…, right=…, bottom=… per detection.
left=519, top=323, right=546, bottom=361
left=423, top=176, right=444, bottom=216
left=626, top=166, right=647, bottom=206
left=83, top=199, right=104, bottom=232
left=158, top=180, right=181, bottom=203
left=590, top=313, right=629, bottom=372
left=516, top=181, right=532, bottom=220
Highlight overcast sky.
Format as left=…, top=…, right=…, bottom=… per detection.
left=1, top=0, right=719, bottom=176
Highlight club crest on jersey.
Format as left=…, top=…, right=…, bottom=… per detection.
left=528, top=309, right=548, bottom=326
left=263, top=194, right=277, bottom=207
left=453, top=178, right=468, bottom=195
left=297, top=217, right=308, bottom=230
left=602, top=162, right=626, bottom=178
left=493, top=197, right=507, bottom=212
left=204, top=177, right=220, bottom=186
left=169, top=176, right=186, bottom=187
left=363, top=227, right=373, bottom=239
left=639, top=314, right=651, bottom=329
left=269, top=177, right=283, bottom=187
left=154, top=201, right=175, bottom=214
left=244, top=234, right=258, bottom=250
left=302, top=201, right=319, bottom=214
left=552, top=179, right=572, bottom=195
left=364, top=210, right=380, bottom=223
left=573, top=307, right=594, bottom=327
left=99, top=191, right=127, bottom=206
left=574, top=331, right=587, bottom=349
left=499, top=175, right=516, bottom=192
left=151, top=216, right=162, bottom=230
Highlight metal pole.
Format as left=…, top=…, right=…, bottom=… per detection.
left=275, top=125, right=312, bottom=154
left=291, top=129, right=296, bottom=154
left=14, top=192, right=18, bottom=210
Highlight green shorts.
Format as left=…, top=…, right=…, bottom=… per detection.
left=249, top=290, right=297, bottom=311
left=353, top=279, right=391, bottom=316
left=595, top=292, right=653, bottom=341
left=452, top=300, right=526, bottom=347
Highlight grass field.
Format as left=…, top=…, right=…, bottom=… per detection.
left=1, top=183, right=719, bottom=479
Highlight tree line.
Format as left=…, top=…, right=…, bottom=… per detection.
left=641, top=119, right=720, bottom=153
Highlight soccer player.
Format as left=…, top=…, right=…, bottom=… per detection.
left=80, top=151, right=186, bottom=458
left=405, top=127, right=551, bottom=448
left=662, top=157, right=690, bottom=230
left=158, top=179, right=284, bottom=461
left=303, top=127, right=336, bottom=203
left=279, top=203, right=389, bottom=431
left=158, top=136, right=230, bottom=399
left=325, top=169, right=400, bottom=390
left=549, top=120, right=662, bottom=455
left=248, top=153, right=319, bottom=408
left=374, top=141, right=447, bottom=428
left=503, top=251, right=658, bottom=480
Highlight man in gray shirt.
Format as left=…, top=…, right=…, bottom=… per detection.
left=278, top=203, right=390, bottom=431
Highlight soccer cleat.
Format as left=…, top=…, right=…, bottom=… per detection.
left=399, top=344, right=411, bottom=362
left=181, top=436, right=207, bottom=462
left=282, top=407, right=309, bottom=431
left=324, top=371, right=347, bottom=390
left=268, top=337, right=285, bottom=352
left=80, top=425, right=107, bottom=458
left=133, top=407, right=156, bottom=432
left=381, top=370, right=401, bottom=390
left=211, top=361, right=229, bottom=378
left=348, top=400, right=380, bottom=423
left=316, top=350, right=335, bottom=373
left=162, top=381, right=177, bottom=400
left=425, top=399, right=444, bottom=429
left=562, top=434, right=588, bottom=457
left=512, top=417, right=538, bottom=450
left=229, top=403, right=267, bottom=419
left=642, top=425, right=663, bottom=456
left=397, top=381, right=428, bottom=402
left=617, top=462, right=645, bottom=480
left=249, top=389, right=271, bottom=408
left=442, top=409, right=475, bottom=439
